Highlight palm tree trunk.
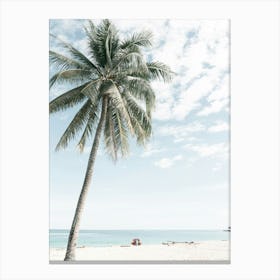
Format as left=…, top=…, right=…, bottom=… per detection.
left=64, top=97, right=108, bottom=261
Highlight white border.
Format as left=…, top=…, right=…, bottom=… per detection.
left=0, top=0, right=279, bottom=279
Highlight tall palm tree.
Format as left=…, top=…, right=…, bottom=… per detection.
left=49, top=19, right=173, bottom=261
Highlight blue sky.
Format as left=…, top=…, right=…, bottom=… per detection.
left=49, top=19, right=230, bottom=230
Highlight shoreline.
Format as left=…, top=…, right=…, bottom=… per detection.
left=50, top=240, right=229, bottom=261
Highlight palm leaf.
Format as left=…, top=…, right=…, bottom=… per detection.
left=50, top=33, right=101, bottom=74
left=80, top=78, right=101, bottom=104
left=114, top=107, right=129, bottom=157
left=84, top=20, right=95, bottom=41
left=77, top=103, right=100, bottom=152
left=105, top=81, right=135, bottom=135
left=50, top=69, right=92, bottom=88
left=147, top=61, right=174, bottom=82
left=105, top=26, right=113, bottom=67
left=120, top=30, right=153, bottom=49
left=49, top=82, right=91, bottom=113
left=122, top=91, right=152, bottom=144
left=111, top=46, right=148, bottom=76
left=55, top=100, right=93, bottom=151
left=104, top=103, right=118, bottom=160
left=123, top=78, right=155, bottom=117
left=86, top=19, right=119, bottom=68
left=49, top=50, right=89, bottom=71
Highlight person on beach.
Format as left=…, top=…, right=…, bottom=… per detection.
left=131, top=238, right=141, bottom=246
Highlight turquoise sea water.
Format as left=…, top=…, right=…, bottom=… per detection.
left=50, top=229, right=229, bottom=248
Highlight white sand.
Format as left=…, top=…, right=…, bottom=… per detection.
left=50, top=240, right=229, bottom=261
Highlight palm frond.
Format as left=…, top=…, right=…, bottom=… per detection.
left=84, top=20, right=95, bottom=41
left=86, top=19, right=119, bottom=68
left=49, top=51, right=89, bottom=71
left=123, top=78, right=155, bottom=117
left=105, top=27, right=113, bottom=67
left=111, top=46, right=148, bottom=76
left=49, top=82, right=91, bottom=114
left=55, top=100, right=93, bottom=151
left=77, top=103, right=100, bottom=152
left=122, top=91, right=152, bottom=144
left=114, top=107, right=130, bottom=157
left=104, top=81, right=135, bottom=135
left=50, top=69, right=92, bottom=88
left=50, top=33, right=101, bottom=74
left=104, top=104, right=118, bottom=161
left=120, top=30, right=153, bottom=49
left=80, top=78, right=101, bottom=104
left=147, top=61, right=174, bottom=82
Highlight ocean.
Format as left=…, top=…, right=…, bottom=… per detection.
left=49, top=229, right=230, bottom=248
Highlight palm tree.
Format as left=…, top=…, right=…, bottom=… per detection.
left=49, top=19, right=173, bottom=261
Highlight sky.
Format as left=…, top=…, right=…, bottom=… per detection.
left=49, top=19, right=230, bottom=230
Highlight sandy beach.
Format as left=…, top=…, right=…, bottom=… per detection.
left=50, top=240, right=229, bottom=262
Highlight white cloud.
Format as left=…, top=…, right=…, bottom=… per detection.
left=197, top=74, right=230, bottom=117
left=197, top=98, right=229, bottom=116
left=184, top=142, right=229, bottom=159
left=158, top=122, right=205, bottom=141
left=149, top=20, right=230, bottom=121
left=141, top=143, right=165, bottom=158
left=208, top=121, right=229, bottom=132
left=154, top=155, right=183, bottom=168
left=153, top=102, right=173, bottom=121
left=207, top=75, right=229, bottom=102
left=171, top=75, right=212, bottom=120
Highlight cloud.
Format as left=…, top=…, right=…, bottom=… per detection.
left=153, top=101, right=173, bottom=121
left=184, top=142, right=229, bottom=159
left=50, top=19, right=85, bottom=41
left=154, top=155, right=183, bottom=168
left=173, top=138, right=185, bottom=143
left=49, top=19, right=89, bottom=56
left=208, top=121, right=229, bottom=132
left=148, top=20, right=230, bottom=121
left=171, top=74, right=214, bottom=120
left=197, top=97, right=229, bottom=116
left=141, top=143, right=165, bottom=158
left=158, top=122, right=205, bottom=141
left=197, top=74, right=229, bottom=117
